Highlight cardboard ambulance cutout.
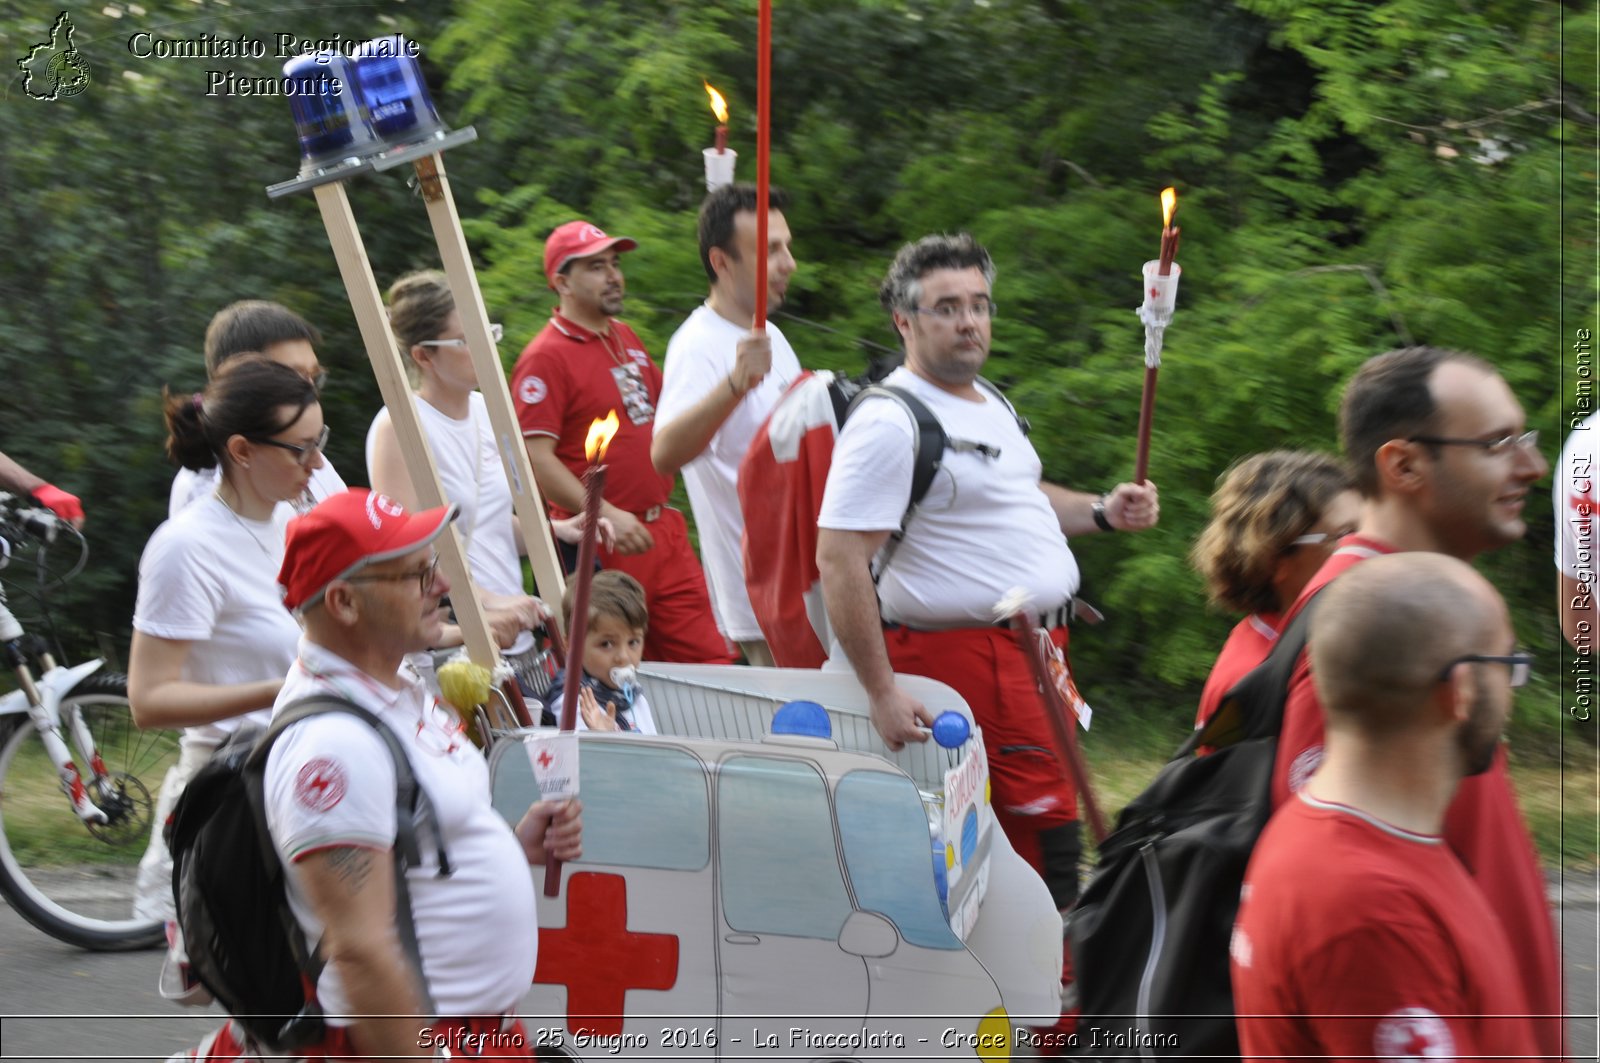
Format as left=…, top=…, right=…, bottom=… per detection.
left=490, top=666, right=1063, bottom=1060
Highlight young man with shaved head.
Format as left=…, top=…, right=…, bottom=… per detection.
left=1268, top=346, right=1561, bottom=1058
left=1233, top=553, right=1537, bottom=1061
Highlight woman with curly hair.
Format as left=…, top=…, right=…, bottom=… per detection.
left=1189, top=450, right=1360, bottom=730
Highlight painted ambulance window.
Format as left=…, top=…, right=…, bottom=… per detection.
left=718, top=756, right=852, bottom=939
left=500, top=741, right=709, bottom=870
left=836, top=770, right=962, bottom=950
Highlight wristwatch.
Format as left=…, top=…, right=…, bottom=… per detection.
left=1091, top=494, right=1115, bottom=532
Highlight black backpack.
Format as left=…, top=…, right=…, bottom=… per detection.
left=1067, top=593, right=1322, bottom=1059
left=166, top=696, right=449, bottom=1052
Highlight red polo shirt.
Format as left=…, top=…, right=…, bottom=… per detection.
left=511, top=313, right=671, bottom=520
left=1234, top=794, right=1537, bottom=1062
left=1274, top=535, right=1565, bottom=1061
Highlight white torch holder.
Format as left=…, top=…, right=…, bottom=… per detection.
left=1136, top=260, right=1182, bottom=368
left=703, top=147, right=738, bottom=191
left=1138, top=260, right=1182, bottom=316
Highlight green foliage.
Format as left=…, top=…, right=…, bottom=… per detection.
left=0, top=0, right=1584, bottom=756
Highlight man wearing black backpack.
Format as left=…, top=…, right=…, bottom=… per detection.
left=1233, top=552, right=1538, bottom=1060
left=816, top=232, right=1159, bottom=910
left=1269, top=347, right=1562, bottom=1059
left=171, top=489, right=582, bottom=1061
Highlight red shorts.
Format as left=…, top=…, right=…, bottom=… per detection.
left=174, top=1016, right=536, bottom=1060
left=882, top=623, right=1080, bottom=854
left=600, top=507, right=733, bottom=664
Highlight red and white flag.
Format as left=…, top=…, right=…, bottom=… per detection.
left=737, top=370, right=841, bottom=668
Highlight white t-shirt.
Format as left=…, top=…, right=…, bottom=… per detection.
left=817, top=366, right=1078, bottom=628
left=264, top=640, right=537, bottom=1020
left=366, top=393, right=532, bottom=656
left=169, top=460, right=347, bottom=521
left=132, top=494, right=301, bottom=750
left=657, top=305, right=801, bottom=640
left=1556, top=412, right=1597, bottom=578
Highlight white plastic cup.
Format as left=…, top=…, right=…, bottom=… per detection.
left=703, top=147, right=738, bottom=191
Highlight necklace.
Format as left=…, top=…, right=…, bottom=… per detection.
left=214, top=489, right=283, bottom=566
left=595, top=323, right=633, bottom=370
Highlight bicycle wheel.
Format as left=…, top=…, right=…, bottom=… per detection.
left=0, top=672, right=176, bottom=950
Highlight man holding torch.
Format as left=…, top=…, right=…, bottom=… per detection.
left=653, top=183, right=800, bottom=666
left=816, top=232, right=1159, bottom=910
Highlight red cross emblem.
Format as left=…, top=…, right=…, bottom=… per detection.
left=1373, top=1008, right=1454, bottom=1059
left=537, top=749, right=554, bottom=770
left=534, top=871, right=679, bottom=1036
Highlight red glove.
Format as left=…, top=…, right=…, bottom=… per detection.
left=31, top=483, right=85, bottom=527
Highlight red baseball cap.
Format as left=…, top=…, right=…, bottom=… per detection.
left=278, top=489, right=458, bottom=611
left=544, top=220, right=638, bottom=289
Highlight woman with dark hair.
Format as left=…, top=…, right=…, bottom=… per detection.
left=127, top=355, right=325, bottom=964
left=367, top=270, right=605, bottom=692
left=1189, top=450, right=1360, bottom=730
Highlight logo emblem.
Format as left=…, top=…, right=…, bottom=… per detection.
left=17, top=12, right=92, bottom=101
left=582, top=225, right=607, bottom=242
left=1287, top=744, right=1323, bottom=794
left=1373, top=1009, right=1455, bottom=1059
left=365, top=492, right=405, bottom=528
left=294, top=758, right=348, bottom=813
left=519, top=376, right=548, bottom=405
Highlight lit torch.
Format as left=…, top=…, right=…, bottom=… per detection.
left=1134, top=187, right=1182, bottom=484
left=702, top=81, right=737, bottom=191
left=545, top=410, right=618, bottom=896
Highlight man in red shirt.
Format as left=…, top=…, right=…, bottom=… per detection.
left=1271, top=346, right=1562, bottom=1058
left=1233, top=551, right=1538, bottom=1062
left=511, top=221, right=730, bottom=664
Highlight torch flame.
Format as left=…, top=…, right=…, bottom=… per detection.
left=704, top=81, right=729, bottom=124
left=586, top=410, right=620, bottom=462
left=1161, top=187, right=1178, bottom=228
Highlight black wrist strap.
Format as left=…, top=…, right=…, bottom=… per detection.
left=1092, top=494, right=1115, bottom=532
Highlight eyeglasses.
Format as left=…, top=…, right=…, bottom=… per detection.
left=1407, top=430, right=1540, bottom=456
left=1437, top=651, right=1535, bottom=688
left=248, top=424, right=330, bottom=468
left=344, top=555, right=442, bottom=598
left=418, top=323, right=504, bottom=348
left=911, top=300, right=996, bottom=322
left=307, top=369, right=328, bottom=394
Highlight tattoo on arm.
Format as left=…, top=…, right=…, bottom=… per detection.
left=325, top=847, right=375, bottom=893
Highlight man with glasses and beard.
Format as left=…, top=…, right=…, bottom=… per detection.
left=1232, top=553, right=1537, bottom=1061
left=1267, top=346, right=1561, bottom=1059
left=169, top=489, right=582, bottom=1061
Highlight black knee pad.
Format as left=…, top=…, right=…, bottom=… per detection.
left=1039, top=821, right=1083, bottom=909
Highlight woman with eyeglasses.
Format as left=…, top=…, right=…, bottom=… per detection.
left=168, top=299, right=346, bottom=518
left=1189, top=450, right=1361, bottom=734
left=127, top=356, right=326, bottom=976
left=368, top=271, right=606, bottom=693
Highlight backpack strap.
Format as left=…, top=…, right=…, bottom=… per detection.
left=843, top=376, right=1026, bottom=582
left=974, top=376, right=1030, bottom=436
left=245, top=695, right=448, bottom=1024
left=1179, top=587, right=1329, bottom=759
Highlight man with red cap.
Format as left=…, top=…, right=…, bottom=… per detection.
left=170, top=488, right=582, bottom=1061
left=511, top=220, right=730, bottom=663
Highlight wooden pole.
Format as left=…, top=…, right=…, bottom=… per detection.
left=412, top=152, right=569, bottom=607
left=1133, top=367, right=1158, bottom=485
left=313, top=181, right=500, bottom=669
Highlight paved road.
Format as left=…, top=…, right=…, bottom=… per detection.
left=1, top=878, right=1596, bottom=1061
